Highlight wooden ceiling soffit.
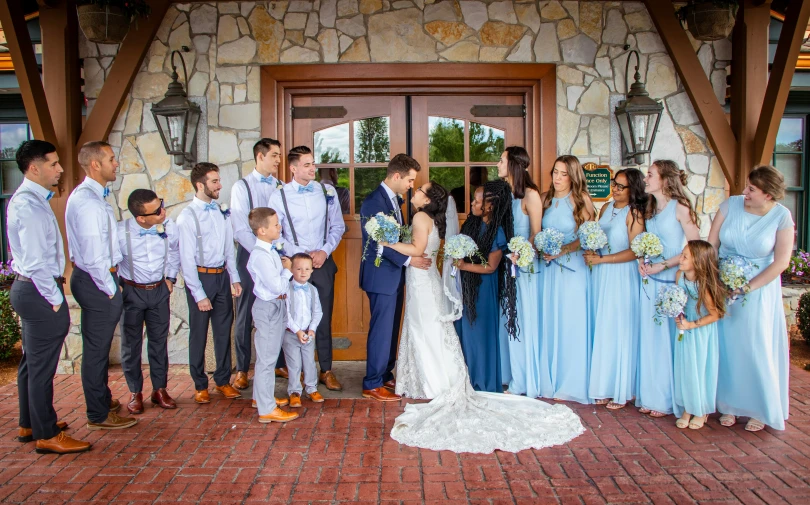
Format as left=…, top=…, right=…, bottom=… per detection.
left=76, top=0, right=171, bottom=149
left=644, top=0, right=739, bottom=190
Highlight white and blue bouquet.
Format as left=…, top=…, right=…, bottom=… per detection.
left=534, top=227, right=565, bottom=264
left=631, top=232, right=664, bottom=284
left=654, top=284, right=688, bottom=341
left=444, top=234, right=484, bottom=277
left=719, top=255, right=758, bottom=306
left=578, top=221, right=609, bottom=271
left=363, top=212, right=402, bottom=267
left=507, top=236, right=535, bottom=277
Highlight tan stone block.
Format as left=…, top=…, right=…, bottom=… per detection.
left=425, top=21, right=475, bottom=47
left=155, top=171, right=195, bottom=207
left=707, top=157, right=726, bottom=189
left=359, top=0, right=382, bottom=14
left=339, top=37, right=370, bottom=62
left=479, top=46, right=509, bottom=62
left=123, top=99, right=143, bottom=136
left=286, top=30, right=305, bottom=45
left=579, top=1, right=601, bottom=43
left=441, top=41, right=479, bottom=62
left=479, top=21, right=526, bottom=47
left=368, top=9, right=438, bottom=62
left=132, top=73, right=173, bottom=100
left=556, top=19, right=577, bottom=40
left=119, top=138, right=144, bottom=175
left=137, top=132, right=173, bottom=181
left=281, top=45, right=321, bottom=62
left=514, top=3, right=540, bottom=33
left=118, top=174, right=152, bottom=210
left=217, top=36, right=257, bottom=64
left=540, top=1, right=568, bottom=20
left=701, top=187, right=726, bottom=214
left=677, top=126, right=706, bottom=154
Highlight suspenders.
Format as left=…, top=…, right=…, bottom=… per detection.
left=241, top=178, right=254, bottom=210
left=76, top=186, right=115, bottom=268
left=278, top=183, right=329, bottom=248
left=124, top=219, right=169, bottom=282
left=188, top=206, right=206, bottom=266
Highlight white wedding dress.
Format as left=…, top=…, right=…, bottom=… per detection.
left=391, top=223, right=585, bottom=454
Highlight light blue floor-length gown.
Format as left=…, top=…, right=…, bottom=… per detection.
left=717, top=196, right=793, bottom=429
left=673, top=276, right=719, bottom=418
left=636, top=199, right=684, bottom=414
left=588, top=202, right=639, bottom=404
left=538, top=194, right=592, bottom=404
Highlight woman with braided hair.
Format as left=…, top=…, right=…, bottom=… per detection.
left=454, top=180, right=517, bottom=392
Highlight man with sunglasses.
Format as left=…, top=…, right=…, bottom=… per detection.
left=117, top=189, right=180, bottom=414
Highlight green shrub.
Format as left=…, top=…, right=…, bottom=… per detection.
left=797, top=291, right=810, bottom=346
left=0, top=289, right=21, bottom=360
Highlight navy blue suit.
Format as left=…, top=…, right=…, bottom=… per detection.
left=360, top=184, right=408, bottom=390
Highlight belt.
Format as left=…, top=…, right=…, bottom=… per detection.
left=197, top=265, right=225, bottom=274
left=120, top=278, right=163, bottom=290
left=70, top=262, right=117, bottom=274
left=277, top=294, right=287, bottom=300
left=15, top=275, right=66, bottom=285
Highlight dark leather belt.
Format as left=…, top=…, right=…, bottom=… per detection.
left=120, top=278, right=163, bottom=290
left=197, top=265, right=225, bottom=274
left=15, top=275, right=66, bottom=285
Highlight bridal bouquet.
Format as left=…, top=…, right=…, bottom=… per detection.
left=719, top=255, right=758, bottom=306
left=363, top=212, right=402, bottom=267
left=507, top=236, right=535, bottom=277
left=534, top=227, right=565, bottom=264
left=654, top=284, right=688, bottom=341
left=444, top=234, right=484, bottom=277
left=578, top=221, right=609, bottom=271
left=631, top=232, right=664, bottom=284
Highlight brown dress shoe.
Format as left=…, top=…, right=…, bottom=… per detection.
left=127, top=392, right=144, bottom=414
left=275, top=367, right=289, bottom=379
left=383, top=379, right=396, bottom=391
left=194, top=390, right=210, bottom=404
left=362, top=387, right=401, bottom=402
left=319, top=370, right=343, bottom=391
left=215, top=384, right=242, bottom=399
left=233, top=371, right=249, bottom=390
left=18, top=421, right=68, bottom=443
left=289, top=393, right=302, bottom=408
left=35, top=432, right=91, bottom=455
left=307, top=391, right=325, bottom=403
left=150, top=389, right=177, bottom=409
left=86, top=412, right=138, bottom=431
left=110, top=399, right=121, bottom=412
left=251, top=397, right=289, bottom=408
left=258, top=407, right=299, bottom=423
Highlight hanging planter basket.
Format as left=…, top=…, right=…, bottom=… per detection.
left=679, top=2, right=738, bottom=42
left=77, top=5, right=130, bottom=44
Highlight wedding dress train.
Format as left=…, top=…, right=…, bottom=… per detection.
left=391, top=224, right=585, bottom=454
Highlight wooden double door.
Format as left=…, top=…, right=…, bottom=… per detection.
left=290, top=94, right=526, bottom=360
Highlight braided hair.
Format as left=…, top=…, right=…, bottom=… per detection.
left=459, top=180, right=518, bottom=339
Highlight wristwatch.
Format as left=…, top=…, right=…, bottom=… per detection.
left=166, top=277, right=177, bottom=284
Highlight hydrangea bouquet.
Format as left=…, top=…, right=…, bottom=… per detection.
left=578, top=221, right=609, bottom=271
left=631, top=232, right=664, bottom=284
left=719, top=255, right=758, bottom=306
left=534, top=227, right=567, bottom=270
left=363, top=212, right=402, bottom=267
left=654, top=284, right=688, bottom=341
left=507, top=236, right=535, bottom=277
left=444, top=234, right=485, bottom=277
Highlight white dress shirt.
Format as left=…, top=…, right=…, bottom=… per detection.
left=117, top=218, right=181, bottom=284
left=6, top=178, right=66, bottom=305
left=268, top=180, right=346, bottom=257
left=66, top=177, right=122, bottom=296
left=176, top=197, right=240, bottom=302
left=247, top=239, right=292, bottom=301
left=286, top=280, right=323, bottom=333
left=379, top=182, right=411, bottom=267
left=230, top=170, right=281, bottom=253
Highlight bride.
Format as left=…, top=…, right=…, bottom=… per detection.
left=379, top=181, right=584, bottom=454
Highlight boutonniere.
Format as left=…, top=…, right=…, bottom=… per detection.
left=326, top=186, right=336, bottom=205
left=274, top=241, right=287, bottom=257
left=276, top=180, right=284, bottom=190
left=219, top=203, right=231, bottom=218
left=155, top=223, right=168, bottom=239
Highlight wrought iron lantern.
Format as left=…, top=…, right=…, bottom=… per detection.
left=614, top=49, right=664, bottom=165
left=151, top=47, right=201, bottom=168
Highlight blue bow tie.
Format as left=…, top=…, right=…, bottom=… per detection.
left=297, top=184, right=315, bottom=194
left=139, top=228, right=158, bottom=237
left=103, top=187, right=110, bottom=198
left=46, top=191, right=54, bottom=201
left=260, top=176, right=275, bottom=184
left=293, top=283, right=309, bottom=292
left=204, top=202, right=219, bottom=211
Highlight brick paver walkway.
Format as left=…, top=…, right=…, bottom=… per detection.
left=0, top=365, right=808, bottom=504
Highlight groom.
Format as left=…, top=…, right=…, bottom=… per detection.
left=360, top=154, right=431, bottom=401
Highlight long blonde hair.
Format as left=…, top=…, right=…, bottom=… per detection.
left=542, top=155, right=591, bottom=229
left=645, top=159, right=700, bottom=227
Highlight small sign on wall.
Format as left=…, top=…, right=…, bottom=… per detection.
left=583, top=162, right=614, bottom=202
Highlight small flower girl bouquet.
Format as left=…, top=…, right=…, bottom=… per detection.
left=507, top=236, right=535, bottom=277
left=578, top=221, right=609, bottom=271
left=719, top=255, right=758, bottom=306
left=654, top=284, right=688, bottom=341
left=363, top=212, right=402, bottom=267
left=631, top=232, right=664, bottom=284
left=444, top=234, right=485, bottom=277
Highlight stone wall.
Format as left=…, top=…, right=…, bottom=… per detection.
left=782, top=283, right=810, bottom=331
left=68, top=0, right=732, bottom=370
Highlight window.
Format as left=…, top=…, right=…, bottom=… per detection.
left=0, top=123, right=31, bottom=263
left=772, top=116, right=806, bottom=249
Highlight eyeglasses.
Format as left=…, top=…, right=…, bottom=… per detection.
left=140, top=199, right=165, bottom=217
left=610, top=180, right=628, bottom=192
left=417, top=188, right=428, bottom=196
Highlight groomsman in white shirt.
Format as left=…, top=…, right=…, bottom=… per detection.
left=230, top=138, right=282, bottom=390
left=8, top=140, right=89, bottom=453
left=177, top=162, right=243, bottom=404
left=118, top=189, right=180, bottom=414
left=269, top=146, right=346, bottom=391
left=66, top=141, right=137, bottom=431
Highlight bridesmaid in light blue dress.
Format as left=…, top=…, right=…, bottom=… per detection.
left=497, top=146, right=543, bottom=397
left=538, top=155, right=595, bottom=404
left=636, top=160, right=701, bottom=417
left=585, top=169, right=646, bottom=409
left=672, top=241, right=724, bottom=430
left=708, top=165, right=794, bottom=431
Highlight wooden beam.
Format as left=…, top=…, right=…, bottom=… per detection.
left=76, top=0, right=171, bottom=149
left=0, top=0, right=56, bottom=143
left=644, top=0, right=739, bottom=190
left=754, top=0, right=810, bottom=165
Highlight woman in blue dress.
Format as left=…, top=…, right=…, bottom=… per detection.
left=637, top=160, right=701, bottom=418
left=672, top=241, right=725, bottom=430
left=538, top=155, right=596, bottom=404
left=708, top=165, right=794, bottom=431
left=498, top=146, right=543, bottom=397
left=454, top=181, right=516, bottom=392
left=584, top=168, right=646, bottom=409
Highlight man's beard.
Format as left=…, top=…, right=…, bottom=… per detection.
left=204, top=186, right=219, bottom=200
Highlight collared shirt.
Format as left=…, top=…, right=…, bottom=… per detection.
left=117, top=218, right=180, bottom=284
left=247, top=239, right=292, bottom=302
left=230, top=170, right=280, bottom=253
left=176, top=197, right=240, bottom=302
left=268, top=180, right=345, bottom=257
left=7, top=178, right=65, bottom=305
left=377, top=182, right=411, bottom=267
left=66, top=177, right=122, bottom=296
left=286, top=279, right=323, bottom=333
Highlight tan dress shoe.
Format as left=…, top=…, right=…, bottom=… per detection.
left=35, top=432, right=91, bottom=455
left=258, top=407, right=299, bottom=423
left=319, top=370, right=343, bottom=391
left=307, top=391, right=325, bottom=403
left=289, top=393, right=302, bottom=408
left=233, top=371, right=249, bottom=390
left=383, top=379, right=396, bottom=391
left=86, top=412, right=138, bottom=431
left=215, top=384, right=242, bottom=399
left=275, top=367, right=289, bottom=379
left=127, top=392, right=144, bottom=414
left=110, top=399, right=121, bottom=412
left=252, top=397, right=289, bottom=408
left=362, top=387, right=401, bottom=402
left=151, top=388, right=177, bottom=409
left=194, top=390, right=210, bottom=403
left=18, top=421, right=68, bottom=443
